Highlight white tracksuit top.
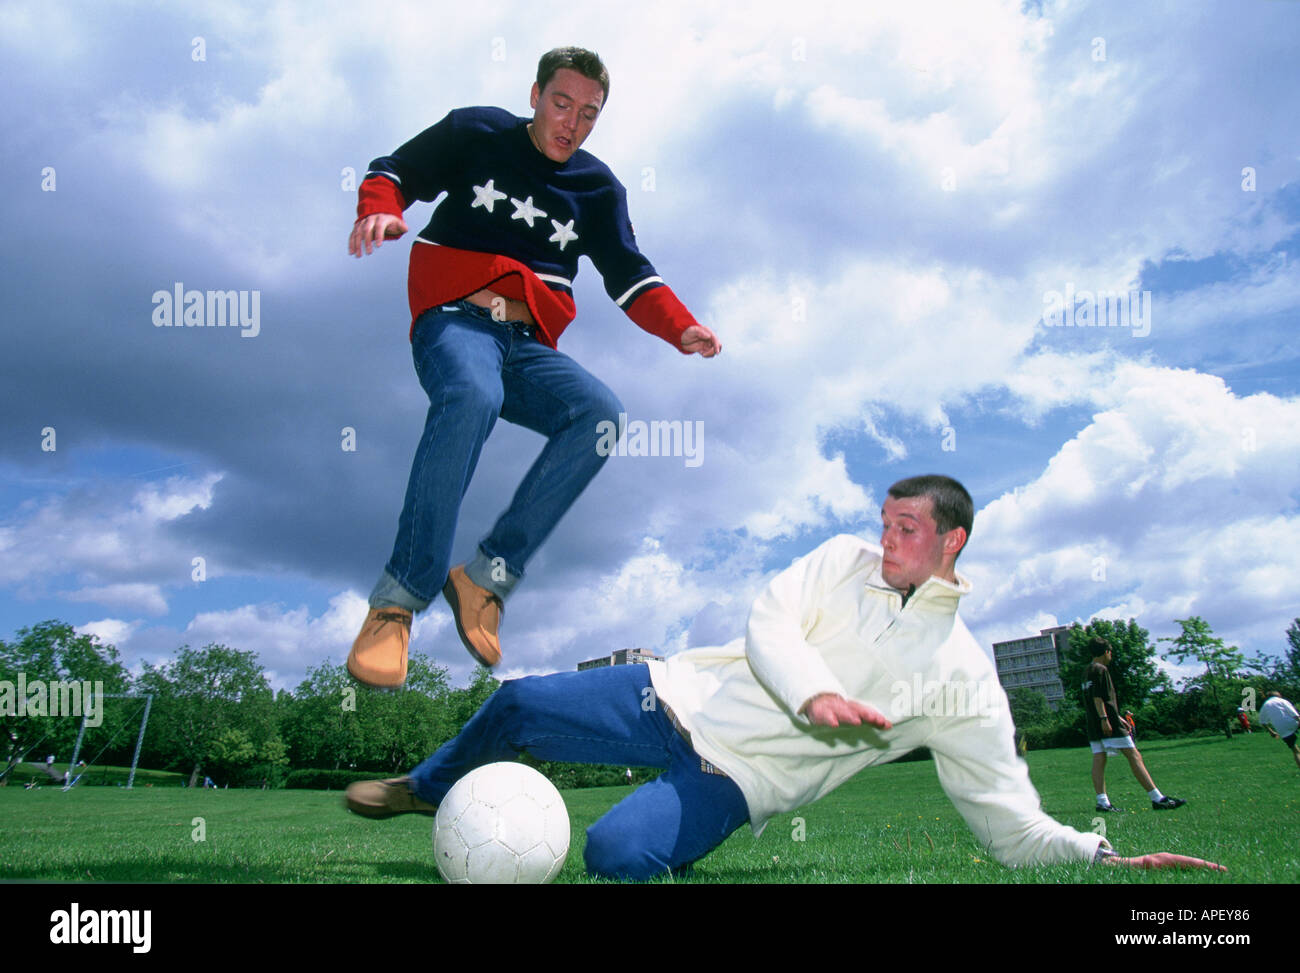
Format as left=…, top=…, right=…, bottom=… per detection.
left=646, top=533, right=1108, bottom=867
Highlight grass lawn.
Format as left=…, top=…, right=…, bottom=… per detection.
left=1, top=732, right=1295, bottom=883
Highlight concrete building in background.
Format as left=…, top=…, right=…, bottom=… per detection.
left=993, top=626, right=1071, bottom=709
left=577, top=648, right=664, bottom=671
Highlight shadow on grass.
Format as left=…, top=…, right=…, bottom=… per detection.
left=2, top=854, right=449, bottom=884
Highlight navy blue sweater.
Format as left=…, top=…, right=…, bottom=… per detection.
left=358, top=107, right=697, bottom=349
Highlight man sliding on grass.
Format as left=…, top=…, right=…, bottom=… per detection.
left=346, top=475, right=1225, bottom=880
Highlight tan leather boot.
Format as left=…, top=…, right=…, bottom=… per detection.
left=347, top=607, right=412, bottom=688
left=442, top=565, right=502, bottom=667
left=344, top=777, right=437, bottom=818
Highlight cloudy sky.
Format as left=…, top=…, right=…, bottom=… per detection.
left=2, top=0, right=1297, bottom=694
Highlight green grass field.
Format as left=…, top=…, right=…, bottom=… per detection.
left=2, top=733, right=1295, bottom=883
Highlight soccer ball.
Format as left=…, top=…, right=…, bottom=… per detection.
left=433, top=762, right=570, bottom=884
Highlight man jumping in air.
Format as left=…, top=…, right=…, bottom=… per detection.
left=346, top=47, right=721, bottom=687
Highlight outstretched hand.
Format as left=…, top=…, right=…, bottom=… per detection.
left=349, top=213, right=409, bottom=257
left=802, top=693, right=892, bottom=730
left=680, top=324, right=722, bottom=358
left=1104, top=851, right=1226, bottom=872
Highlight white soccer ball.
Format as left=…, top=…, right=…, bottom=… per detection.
left=433, top=762, right=570, bottom=884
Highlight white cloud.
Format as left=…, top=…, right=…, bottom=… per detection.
left=178, top=591, right=359, bottom=682
left=64, top=584, right=169, bottom=617
left=0, top=474, right=223, bottom=605
left=75, top=617, right=143, bottom=648
left=0, top=1, right=91, bottom=67
left=965, top=363, right=1300, bottom=657
left=135, top=477, right=219, bottom=522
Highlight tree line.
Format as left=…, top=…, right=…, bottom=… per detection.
left=1, top=620, right=499, bottom=787
left=5, top=614, right=1297, bottom=786
left=1008, top=616, right=1300, bottom=749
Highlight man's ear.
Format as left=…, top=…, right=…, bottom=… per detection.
left=529, top=82, right=540, bottom=110
left=943, top=526, right=968, bottom=558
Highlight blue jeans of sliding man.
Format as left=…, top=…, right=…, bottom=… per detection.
left=409, top=664, right=752, bottom=881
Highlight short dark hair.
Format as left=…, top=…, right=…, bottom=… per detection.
left=886, top=474, right=973, bottom=543
left=1087, top=636, right=1113, bottom=659
left=536, top=47, right=610, bottom=105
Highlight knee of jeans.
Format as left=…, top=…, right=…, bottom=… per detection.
left=583, top=818, right=660, bottom=882
left=578, top=383, right=623, bottom=430
left=486, top=675, right=551, bottom=725
left=486, top=677, right=525, bottom=718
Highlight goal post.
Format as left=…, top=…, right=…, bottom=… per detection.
left=65, top=693, right=154, bottom=790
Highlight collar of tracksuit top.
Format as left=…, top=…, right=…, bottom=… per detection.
left=356, top=106, right=699, bottom=351
left=869, top=562, right=967, bottom=612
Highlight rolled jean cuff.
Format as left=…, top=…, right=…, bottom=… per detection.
left=465, top=548, right=521, bottom=603
left=369, top=570, right=429, bottom=613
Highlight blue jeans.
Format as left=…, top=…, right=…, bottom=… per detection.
left=408, top=665, right=751, bottom=881
left=372, top=301, right=623, bottom=609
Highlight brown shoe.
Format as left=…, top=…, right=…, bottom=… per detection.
left=344, top=777, right=437, bottom=819
left=347, top=607, right=412, bottom=688
left=442, top=565, right=502, bottom=667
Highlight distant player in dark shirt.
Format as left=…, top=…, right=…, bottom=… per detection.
left=1082, top=637, right=1185, bottom=813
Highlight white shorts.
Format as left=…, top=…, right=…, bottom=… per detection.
left=1089, top=736, right=1135, bottom=754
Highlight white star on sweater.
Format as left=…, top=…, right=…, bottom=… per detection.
left=548, top=218, right=579, bottom=251
left=471, top=179, right=507, bottom=212
left=510, top=195, right=548, bottom=227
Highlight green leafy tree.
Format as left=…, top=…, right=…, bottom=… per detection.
left=448, top=665, right=500, bottom=729
left=1159, top=617, right=1249, bottom=737
left=1008, top=688, right=1054, bottom=730
left=354, top=654, right=458, bottom=773
left=203, top=729, right=290, bottom=787
left=1271, top=619, right=1300, bottom=690
left=280, top=653, right=456, bottom=775
left=1062, top=619, right=1168, bottom=718
left=256, top=736, right=291, bottom=787
left=0, top=621, right=132, bottom=773
left=137, top=643, right=275, bottom=786
left=206, top=727, right=256, bottom=784
left=281, top=662, right=368, bottom=771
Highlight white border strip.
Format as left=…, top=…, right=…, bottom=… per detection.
left=615, top=275, right=663, bottom=307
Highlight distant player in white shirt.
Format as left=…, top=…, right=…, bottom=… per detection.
left=1257, top=692, right=1300, bottom=770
